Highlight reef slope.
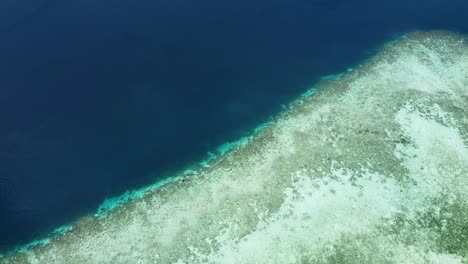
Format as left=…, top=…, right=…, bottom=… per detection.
left=1, top=31, right=468, bottom=264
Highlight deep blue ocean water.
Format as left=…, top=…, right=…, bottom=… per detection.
left=1, top=0, right=467, bottom=252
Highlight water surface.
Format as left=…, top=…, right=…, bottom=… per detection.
left=1, top=0, right=468, bottom=251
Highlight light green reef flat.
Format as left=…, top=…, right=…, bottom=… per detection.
left=1, top=31, right=468, bottom=264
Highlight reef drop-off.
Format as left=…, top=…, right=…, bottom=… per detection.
left=1, top=31, right=468, bottom=264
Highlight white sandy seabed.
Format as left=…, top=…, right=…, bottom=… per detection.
left=1, top=31, right=468, bottom=264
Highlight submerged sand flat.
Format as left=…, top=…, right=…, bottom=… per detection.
left=1, top=31, right=467, bottom=264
